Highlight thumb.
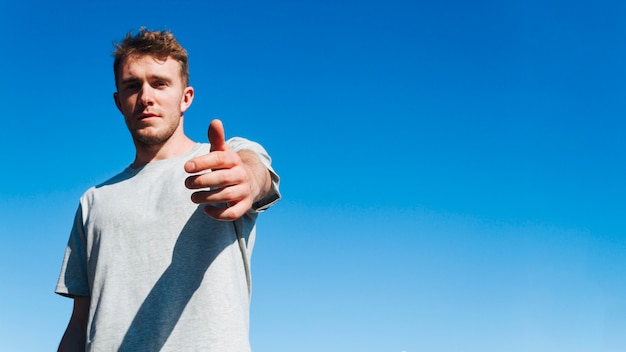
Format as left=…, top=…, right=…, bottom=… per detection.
left=208, top=119, right=229, bottom=152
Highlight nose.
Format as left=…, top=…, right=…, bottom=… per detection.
left=138, top=84, right=155, bottom=106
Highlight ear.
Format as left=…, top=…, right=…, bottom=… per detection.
left=113, top=92, right=122, bottom=113
left=180, top=86, right=194, bottom=113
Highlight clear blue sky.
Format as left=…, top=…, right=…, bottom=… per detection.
left=1, top=0, right=625, bottom=351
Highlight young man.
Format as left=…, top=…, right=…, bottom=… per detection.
left=56, top=28, right=280, bottom=352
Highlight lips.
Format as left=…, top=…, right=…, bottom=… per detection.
left=138, top=112, right=159, bottom=119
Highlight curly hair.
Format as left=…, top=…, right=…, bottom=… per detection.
left=113, top=28, right=190, bottom=88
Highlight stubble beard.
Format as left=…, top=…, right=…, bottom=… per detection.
left=130, top=118, right=181, bottom=147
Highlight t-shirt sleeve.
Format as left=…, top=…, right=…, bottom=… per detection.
left=55, top=201, right=91, bottom=298
left=226, top=137, right=281, bottom=212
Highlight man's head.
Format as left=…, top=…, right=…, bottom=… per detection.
left=112, top=28, right=195, bottom=149
left=113, top=28, right=190, bottom=89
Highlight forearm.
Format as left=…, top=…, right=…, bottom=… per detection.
left=237, top=149, right=272, bottom=204
left=58, top=321, right=86, bottom=352
left=58, top=296, right=89, bottom=352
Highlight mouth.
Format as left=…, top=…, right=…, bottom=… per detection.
left=137, top=112, right=159, bottom=120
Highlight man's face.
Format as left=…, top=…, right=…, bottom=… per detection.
left=114, top=55, right=193, bottom=146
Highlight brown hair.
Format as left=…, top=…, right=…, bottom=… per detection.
left=113, top=28, right=189, bottom=88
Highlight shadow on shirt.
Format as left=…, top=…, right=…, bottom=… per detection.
left=118, top=205, right=238, bottom=351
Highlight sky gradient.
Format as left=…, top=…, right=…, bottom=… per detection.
left=1, top=0, right=625, bottom=351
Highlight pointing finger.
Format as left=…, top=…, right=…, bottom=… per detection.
left=209, top=119, right=229, bottom=152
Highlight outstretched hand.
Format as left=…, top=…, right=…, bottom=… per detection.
left=184, top=119, right=262, bottom=221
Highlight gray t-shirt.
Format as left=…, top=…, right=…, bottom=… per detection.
left=56, top=139, right=280, bottom=352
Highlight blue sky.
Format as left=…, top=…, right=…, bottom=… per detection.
left=1, top=0, right=625, bottom=351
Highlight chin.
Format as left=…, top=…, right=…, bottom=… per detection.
left=132, top=130, right=173, bottom=146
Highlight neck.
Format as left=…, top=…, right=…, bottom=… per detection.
left=131, top=130, right=196, bottom=168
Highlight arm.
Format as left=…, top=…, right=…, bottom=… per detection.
left=58, top=296, right=90, bottom=352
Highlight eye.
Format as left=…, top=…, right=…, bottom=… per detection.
left=122, top=82, right=140, bottom=91
left=153, top=81, right=168, bottom=89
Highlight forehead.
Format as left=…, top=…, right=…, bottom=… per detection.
left=118, top=55, right=182, bottom=80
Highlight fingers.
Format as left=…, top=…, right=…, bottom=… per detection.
left=202, top=201, right=251, bottom=221
left=184, top=150, right=240, bottom=174
left=192, top=186, right=253, bottom=221
left=209, top=119, right=229, bottom=152
left=185, top=160, right=254, bottom=221
left=185, top=168, right=248, bottom=190
left=184, top=119, right=254, bottom=221
left=184, top=119, right=233, bottom=173
left=189, top=184, right=251, bottom=206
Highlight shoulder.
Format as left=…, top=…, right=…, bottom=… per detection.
left=192, top=142, right=211, bottom=155
left=225, top=137, right=264, bottom=152
left=77, top=167, right=134, bottom=206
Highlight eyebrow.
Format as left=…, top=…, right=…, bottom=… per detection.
left=119, top=74, right=173, bottom=86
left=148, top=74, right=173, bottom=83
left=119, top=77, right=140, bottom=86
